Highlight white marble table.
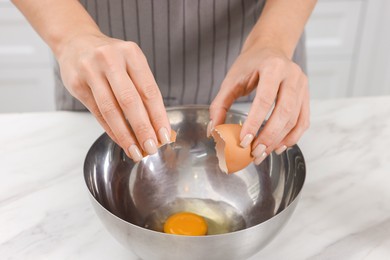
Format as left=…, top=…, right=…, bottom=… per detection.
left=1, top=96, right=390, bottom=260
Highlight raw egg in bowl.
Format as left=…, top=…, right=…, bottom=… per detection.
left=84, top=106, right=305, bottom=260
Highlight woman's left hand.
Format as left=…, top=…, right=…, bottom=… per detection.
left=209, top=45, right=310, bottom=165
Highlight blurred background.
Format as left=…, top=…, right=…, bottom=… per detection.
left=1, top=0, right=390, bottom=113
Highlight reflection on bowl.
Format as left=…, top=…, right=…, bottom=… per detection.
left=84, top=106, right=305, bottom=260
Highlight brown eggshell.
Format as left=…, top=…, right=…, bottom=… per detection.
left=141, top=130, right=177, bottom=157
left=211, top=124, right=254, bottom=174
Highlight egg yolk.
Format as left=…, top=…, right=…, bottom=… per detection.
left=163, top=212, right=207, bottom=236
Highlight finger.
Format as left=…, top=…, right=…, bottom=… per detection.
left=275, top=86, right=310, bottom=153
left=261, top=75, right=306, bottom=155
left=208, top=72, right=255, bottom=137
left=251, top=75, right=300, bottom=162
left=265, top=112, right=299, bottom=156
left=104, top=63, right=159, bottom=155
left=123, top=43, right=171, bottom=145
left=88, top=74, right=144, bottom=162
left=208, top=100, right=231, bottom=138
left=83, top=96, right=143, bottom=162
left=62, top=70, right=137, bottom=160
left=66, top=80, right=121, bottom=146
left=80, top=90, right=118, bottom=144
left=240, top=69, right=281, bottom=148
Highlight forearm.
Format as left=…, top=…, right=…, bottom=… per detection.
left=243, top=0, right=317, bottom=58
left=11, top=0, right=102, bottom=57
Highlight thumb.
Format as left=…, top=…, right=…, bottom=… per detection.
left=208, top=83, right=237, bottom=137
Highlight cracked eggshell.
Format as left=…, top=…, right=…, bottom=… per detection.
left=211, top=124, right=254, bottom=174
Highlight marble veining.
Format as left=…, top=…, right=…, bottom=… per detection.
left=1, top=97, right=390, bottom=259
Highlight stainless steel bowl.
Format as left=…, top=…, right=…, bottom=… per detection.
left=84, top=106, right=305, bottom=260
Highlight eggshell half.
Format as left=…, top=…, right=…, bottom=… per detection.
left=211, top=124, right=254, bottom=174
left=141, top=130, right=177, bottom=157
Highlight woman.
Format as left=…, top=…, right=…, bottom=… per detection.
left=12, top=0, right=315, bottom=164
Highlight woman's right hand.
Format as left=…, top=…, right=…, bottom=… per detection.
left=57, top=33, right=171, bottom=162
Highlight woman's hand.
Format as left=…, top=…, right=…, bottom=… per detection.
left=209, top=46, right=310, bottom=165
left=57, top=33, right=171, bottom=162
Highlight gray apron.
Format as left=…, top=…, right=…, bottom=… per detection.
left=54, top=0, right=306, bottom=111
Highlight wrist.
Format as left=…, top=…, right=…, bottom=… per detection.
left=241, top=33, right=295, bottom=59
left=242, top=0, right=316, bottom=59
left=51, top=27, right=103, bottom=59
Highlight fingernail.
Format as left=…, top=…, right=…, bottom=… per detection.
left=143, top=138, right=158, bottom=155
left=251, top=144, right=267, bottom=157
left=158, top=127, right=170, bottom=144
left=254, top=152, right=267, bottom=165
left=240, top=134, right=254, bottom=148
left=207, top=120, right=213, bottom=137
left=129, top=145, right=143, bottom=162
left=275, top=145, right=287, bottom=155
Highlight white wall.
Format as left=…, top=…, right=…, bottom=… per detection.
left=306, top=0, right=390, bottom=99
left=0, top=0, right=389, bottom=113
left=352, top=0, right=390, bottom=97
left=306, top=0, right=363, bottom=99
left=0, top=0, right=55, bottom=113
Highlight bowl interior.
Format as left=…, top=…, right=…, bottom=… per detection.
left=84, top=106, right=305, bottom=235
